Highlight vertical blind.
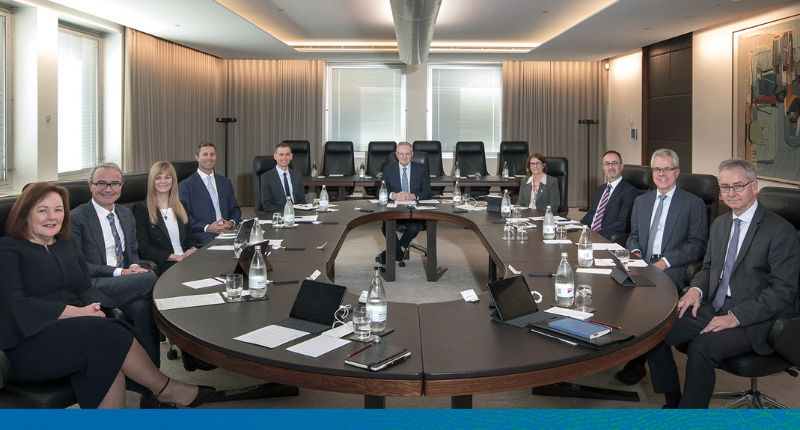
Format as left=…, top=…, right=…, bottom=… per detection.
left=0, top=16, right=6, bottom=183
left=327, top=64, right=404, bottom=152
left=430, top=65, right=502, bottom=152
left=58, top=29, right=99, bottom=173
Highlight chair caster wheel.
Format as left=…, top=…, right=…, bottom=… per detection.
left=167, top=349, right=179, bottom=360
left=398, top=261, right=405, bottom=267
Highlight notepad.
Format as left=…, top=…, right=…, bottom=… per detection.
left=548, top=318, right=610, bottom=340
left=344, top=343, right=411, bottom=372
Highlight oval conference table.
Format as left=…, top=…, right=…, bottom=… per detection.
left=153, top=200, right=678, bottom=408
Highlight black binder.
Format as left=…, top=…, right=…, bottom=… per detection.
left=344, top=343, right=411, bottom=371
left=528, top=314, right=635, bottom=350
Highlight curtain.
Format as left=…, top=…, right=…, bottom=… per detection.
left=502, top=61, right=607, bottom=207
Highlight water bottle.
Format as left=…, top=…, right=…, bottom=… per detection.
left=501, top=189, right=512, bottom=217
left=452, top=180, right=462, bottom=204
left=502, top=161, right=509, bottom=178
left=454, top=161, right=461, bottom=178
left=249, top=217, right=264, bottom=244
left=578, top=225, right=594, bottom=268
left=319, top=185, right=329, bottom=211
left=283, top=196, right=295, bottom=227
left=248, top=245, right=268, bottom=298
left=366, top=267, right=387, bottom=333
left=543, top=205, right=556, bottom=240
left=311, top=161, right=318, bottom=178
left=555, top=252, right=575, bottom=307
left=378, top=181, right=389, bottom=206
left=358, top=163, right=366, bottom=178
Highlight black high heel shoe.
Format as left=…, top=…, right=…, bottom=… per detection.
left=155, top=377, right=217, bottom=408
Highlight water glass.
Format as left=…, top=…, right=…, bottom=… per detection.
left=225, top=273, right=243, bottom=302
left=516, top=225, right=528, bottom=241
left=352, top=306, right=373, bottom=341
left=502, top=224, right=514, bottom=240
left=511, top=206, right=521, bottom=219
left=272, top=212, right=283, bottom=227
left=233, top=237, right=247, bottom=259
left=556, top=225, right=567, bottom=240
left=615, top=249, right=630, bottom=270
left=574, top=284, right=593, bottom=311
left=461, top=192, right=470, bottom=204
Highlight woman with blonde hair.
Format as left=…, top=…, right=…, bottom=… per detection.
left=133, top=161, right=197, bottom=274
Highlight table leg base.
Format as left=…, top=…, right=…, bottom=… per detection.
left=210, top=383, right=299, bottom=403
left=451, top=395, right=473, bottom=409
left=531, top=382, right=640, bottom=402
left=364, top=395, right=386, bottom=409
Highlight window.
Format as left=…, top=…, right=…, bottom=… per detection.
left=327, top=64, right=405, bottom=152
left=429, top=65, right=502, bottom=153
left=0, top=15, right=7, bottom=185
left=58, top=28, right=99, bottom=173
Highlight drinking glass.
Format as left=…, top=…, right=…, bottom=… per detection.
left=233, top=237, right=247, bottom=259
left=615, top=249, right=630, bottom=270
left=574, top=284, right=593, bottom=311
left=516, top=225, right=528, bottom=241
left=461, top=192, right=470, bottom=204
left=556, top=225, right=567, bottom=240
left=502, top=224, right=514, bottom=240
left=511, top=206, right=521, bottom=219
left=225, top=273, right=243, bottom=302
left=272, top=212, right=283, bottom=227
left=352, top=306, right=373, bottom=341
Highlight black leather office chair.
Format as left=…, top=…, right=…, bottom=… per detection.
left=621, top=164, right=652, bottom=195
left=386, top=152, right=432, bottom=266
left=676, top=173, right=719, bottom=286
left=543, top=156, right=569, bottom=216
left=365, top=141, right=396, bottom=197
left=497, top=141, right=529, bottom=176
left=322, top=141, right=356, bottom=200
left=758, top=187, right=800, bottom=234
left=454, top=141, right=490, bottom=197
left=413, top=141, right=445, bottom=196
left=283, top=140, right=312, bottom=177
left=171, top=160, right=197, bottom=183
left=252, top=156, right=278, bottom=213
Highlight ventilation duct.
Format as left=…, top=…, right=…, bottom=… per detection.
left=390, top=0, right=441, bottom=65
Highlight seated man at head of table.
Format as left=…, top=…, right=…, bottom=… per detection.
left=580, top=150, right=639, bottom=242
left=376, top=141, right=432, bottom=265
left=260, top=143, right=307, bottom=213
left=179, top=141, right=242, bottom=246
left=646, top=158, right=799, bottom=408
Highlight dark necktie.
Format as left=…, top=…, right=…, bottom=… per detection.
left=401, top=167, right=409, bottom=193
left=713, top=218, right=742, bottom=311
left=283, top=172, right=292, bottom=198
left=645, top=194, right=667, bottom=261
left=591, top=184, right=612, bottom=232
left=107, top=212, right=125, bottom=268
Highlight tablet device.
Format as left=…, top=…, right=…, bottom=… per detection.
left=608, top=251, right=655, bottom=287
left=235, top=240, right=273, bottom=276
left=487, top=276, right=550, bottom=328
left=275, top=280, right=347, bottom=334
left=234, top=218, right=255, bottom=242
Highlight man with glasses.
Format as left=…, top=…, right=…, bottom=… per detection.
left=70, top=163, right=162, bottom=407
left=646, top=158, right=798, bottom=408
left=260, top=143, right=306, bottom=213
left=616, top=148, right=708, bottom=385
left=376, top=142, right=432, bottom=265
left=580, top=150, right=639, bottom=241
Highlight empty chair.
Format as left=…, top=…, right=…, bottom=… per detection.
left=543, top=157, right=569, bottom=216
left=675, top=172, right=719, bottom=286
left=171, top=160, right=198, bottom=183
left=322, top=141, right=356, bottom=199
left=497, top=141, right=529, bottom=176
left=412, top=141, right=445, bottom=176
left=282, top=140, right=312, bottom=177
left=365, top=141, right=396, bottom=196
left=758, top=187, right=800, bottom=234
left=621, top=164, right=653, bottom=195
left=252, top=155, right=278, bottom=212
left=454, top=141, right=490, bottom=197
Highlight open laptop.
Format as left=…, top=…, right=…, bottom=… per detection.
left=487, top=275, right=552, bottom=328
left=275, top=280, right=347, bottom=334
left=608, top=251, right=655, bottom=287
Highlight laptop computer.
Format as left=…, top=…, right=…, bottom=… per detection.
left=275, top=280, right=347, bottom=334
left=608, top=251, right=655, bottom=287
left=487, top=275, right=551, bottom=328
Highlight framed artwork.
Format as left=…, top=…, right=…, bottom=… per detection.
left=733, top=14, right=800, bottom=184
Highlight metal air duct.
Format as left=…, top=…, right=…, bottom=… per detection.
left=390, top=0, right=441, bottom=65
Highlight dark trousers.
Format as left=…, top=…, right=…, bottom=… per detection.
left=646, top=302, right=753, bottom=408
left=381, top=220, right=424, bottom=255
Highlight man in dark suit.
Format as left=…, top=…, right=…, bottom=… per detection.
left=616, top=148, right=709, bottom=385
left=179, top=142, right=242, bottom=246
left=260, top=143, right=306, bottom=212
left=377, top=142, right=432, bottom=264
left=580, top=150, right=639, bottom=241
left=647, top=158, right=799, bottom=408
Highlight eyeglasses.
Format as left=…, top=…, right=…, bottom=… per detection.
left=651, top=167, right=678, bottom=174
left=529, top=162, right=543, bottom=166
left=91, top=181, right=123, bottom=190
left=602, top=161, right=621, bottom=167
left=396, top=152, right=413, bottom=157
left=719, top=180, right=754, bottom=193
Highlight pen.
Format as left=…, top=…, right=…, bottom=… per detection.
left=528, top=272, right=555, bottom=277
left=271, top=279, right=299, bottom=285
left=589, top=319, right=622, bottom=330
left=346, top=342, right=374, bottom=358
left=530, top=329, right=578, bottom=346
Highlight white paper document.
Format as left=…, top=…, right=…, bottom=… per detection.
left=155, top=293, right=225, bottom=311
left=418, top=199, right=440, bottom=204
left=555, top=219, right=580, bottom=225
left=460, top=289, right=479, bottom=302
left=455, top=205, right=486, bottom=211
left=234, top=325, right=308, bottom=349
left=506, top=218, right=529, bottom=224
left=542, top=239, right=572, bottom=244
left=295, top=215, right=319, bottom=222
left=386, top=203, right=398, bottom=208
left=182, top=278, right=224, bottom=289
left=592, top=259, right=616, bottom=267
left=576, top=268, right=613, bottom=275
left=258, top=219, right=273, bottom=224
left=322, top=321, right=354, bottom=338
left=293, top=204, right=315, bottom=210
left=286, top=335, right=350, bottom=358
left=414, top=206, right=437, bottom=210
left=394, top=200, right=416, bottom=206
left=507, top=264, right=521, bottom=275
left=592, top=243, right=625, bottom=251
left=307, top=269, right=322, bottom=280
left=267, top=239, right=284, bottom=247
left=216, top=233, right=237, bottom=239
left=328, top=173, right=344, bottom=177
left=208, top=245, right=235, bottom=251
left=368, top=199, right=381, bottom=204
left=627, top=259, right=648, bottom=267
left=544, top=306, right=593, bottom=320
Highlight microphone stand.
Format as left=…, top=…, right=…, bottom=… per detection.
left=216, top=117, right=237, bottom=177
left=578, top=119, right=598, bottom=211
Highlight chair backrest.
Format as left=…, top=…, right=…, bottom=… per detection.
left=171, top=160, right=197, bottom=183
left=497, top=141, right=529, bottom=176
left=0, top=196, right=16, bottom=238
left=454, top=141, right=489, bottom=176
left=322, top=141, right=355, bottom=176
left=758, top=187, right=800, bottom=233
left=32, top=171, right=149, bottom=211
left=676, top=172, right=719, bottom=227
left=543, top=156, right=569, bottom=216
left=366, top=141, right=396, bottom=176
left=388, top=152, right=430, bottom=176
left=252, top=156, right=278, bottom=212
left=283, top=140, right=312, bottom=176
left=621, top=164, right=652, bottom=195
left=412, top=141, right=444, bottom=176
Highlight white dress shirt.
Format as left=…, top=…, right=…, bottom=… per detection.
left=91, top=199, right=126, bottom=276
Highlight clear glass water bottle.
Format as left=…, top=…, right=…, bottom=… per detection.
left=543, top=205, right=556, bottom=240
left=501, top=189, right=512, bottom=217
left=248, top=245, right=268, bottom=298
left=249, top=217, right=264, bottom=244
left=454, top=161, right=461, bottom=178
left=319, top=185, right=329, bottom=211
left=378, top=181, right=388, bottom=206
left=311, top=161, right=318, bottom=178
left=283, top=196, right=295, bottom=227
left=502, top=161, right=509, bottom=178
left=555, top=252, right=575, bottom=307
left=358, top=163, right=366, bottom=178
left=452, top=180, right=462, bottom=204
left=578, top=225, right=594, bottom=268
left=366, top=267, right=387, bottom=333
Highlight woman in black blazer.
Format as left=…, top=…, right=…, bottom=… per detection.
left=133, top=161, right=197, bottom=274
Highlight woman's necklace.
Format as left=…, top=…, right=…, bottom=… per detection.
left=160, top=208, right=169, bottom=220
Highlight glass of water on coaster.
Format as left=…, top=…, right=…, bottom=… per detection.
left=574, top=284, right=593, bottom=311
left=352, top=306, right=373, bottom=342
left=233, top=236, right=247, bottom=259
left=225, top=273, right=243, bottom=302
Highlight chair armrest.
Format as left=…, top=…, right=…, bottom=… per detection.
left=136, top=259, right=159, bottom=275
left=0, top=348, right=11, bottom=390
left=769, top=314, right=800, bottom=366
left=683, top=259, right=703, bottom=287
left=608, top=234, right=628, bottom=247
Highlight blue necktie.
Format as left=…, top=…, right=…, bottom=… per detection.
left=713, top=218, right=742, bottom=311
left=645, top=194, right=667, bottom=261
left=283, top=172, right=292, bottom=198
left=205, top=175, right=222, bottom=220
left=107, top=212, right=125, bottom=268
left=401, top=167, right=409, bottom=193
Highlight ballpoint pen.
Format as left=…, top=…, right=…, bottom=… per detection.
left=346, top=341, right=374, bottom=358
left=589, top=319, right=622, bottom=330
left=530, top=329, right=578, bottom=346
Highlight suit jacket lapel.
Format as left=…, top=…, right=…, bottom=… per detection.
left=640, top=191, right=657, bottom=248
left=156, top=211, right=170, bottom=240
left=661, top=189, right=681, bottom=250
left=84, top=204, right=108, bottom=266
left=733, top=205, right=763, bottom=269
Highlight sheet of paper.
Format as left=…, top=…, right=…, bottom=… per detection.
left=208, top=245, right=234, bottom=251
left=455, top=205, right=486, bottom=211
left=394, top=200, right=416, bottom=206
left=556, top=219, right=580, bottom=225
left=234, top=325, right=308, bottom=349
left=562, top=224, right=584, bottom=231
left=267, top=239, right=284, bottom=247
left=592, top=258, right=616, bottom=267
left=461, top=289, right=479, bottom=302
left=295, top=215, right=319, bottom=222
left=507, top=264, right=521, bottom=275
left=592, top=243, right=625, bottom=251
left=368, top=199, right=381, bottom=204
left=542, top=239, right=573, bottom=244
left=258, top=219, right=273, bottom=224
left=321, top=321, right=354, bottom=338
left=216, top=233, right=237, bottom=239
left=530, top=216, right=544, bottom=221
left=418, top=199, right=440, bottom=204
left=387, top=203, right=398, bottom=208
left=414, top=206, right=437, bottom=210
left=576, top=268, right=613, bottom=275
left=307, top=269, right=321, bottom=280
left=155, top=293, right=225, bottom=311
left=182, top=278, right=224, bottom=289
left=505, top=217, right=529, bottom=223
left=627, top=259, right=648, bottom=267
left=286, top=335, right=350, bottom=358
left=293, top=204, right=315, bottom=210
left=544, top=306, right=593, bottom=320
left=328, top=173, right=344, bottom=177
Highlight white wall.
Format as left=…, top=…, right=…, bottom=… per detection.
left=606, top=50, right=643, bottom=166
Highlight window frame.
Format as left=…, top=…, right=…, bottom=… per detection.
left=0, top=10, right=10, bottom=193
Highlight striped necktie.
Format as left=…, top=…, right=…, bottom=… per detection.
left=591, top=184, right=612, bottom=232
left=106, top=212, right=125, bottom=268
